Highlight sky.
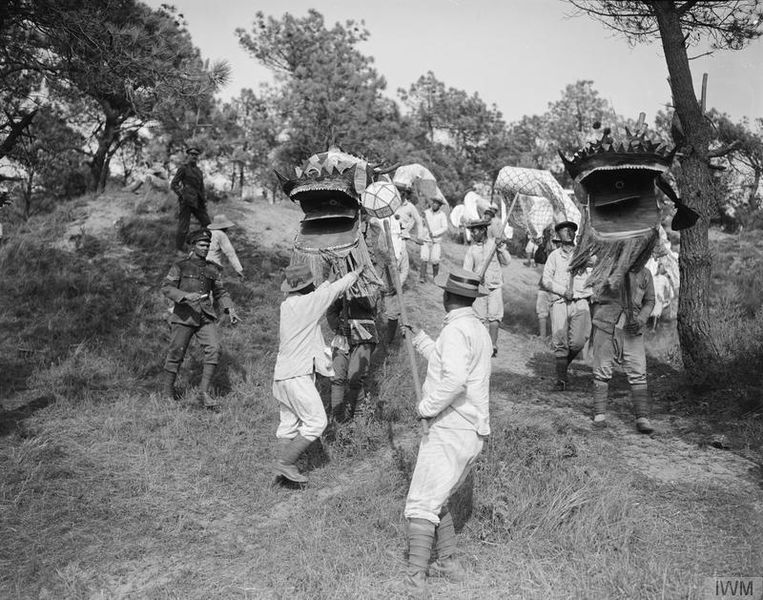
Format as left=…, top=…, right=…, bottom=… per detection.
left=149, top=0, right=762, bottom=125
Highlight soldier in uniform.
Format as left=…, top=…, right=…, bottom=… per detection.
left=160, top=229, right=240, bottom=410
left=171, top=146, right=211, bottom=254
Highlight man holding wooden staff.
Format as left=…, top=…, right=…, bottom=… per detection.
left=462, top=217, right=511, bottom=357
left=398, top=268, right=493, bottom=597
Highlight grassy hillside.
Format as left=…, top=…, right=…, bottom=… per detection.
left=1, top=192, right=761, bottom=599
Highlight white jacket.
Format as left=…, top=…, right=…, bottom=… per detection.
left=412, top=307, right=492, bottom=435
left=273, top=272, right=358, bottom=380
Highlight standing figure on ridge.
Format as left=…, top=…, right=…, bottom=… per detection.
left=171, top=146, right=211, bottom=255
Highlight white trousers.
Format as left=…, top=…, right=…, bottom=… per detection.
left=404, top=423, right=484, bottom=524
left=273, top=375, right=327, bottom=441
left=420, top=241, right=442, bottom=263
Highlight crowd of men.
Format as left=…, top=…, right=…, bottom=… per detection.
left=158, top=147, right=661, bottom=598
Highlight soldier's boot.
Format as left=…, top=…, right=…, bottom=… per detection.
left=330, top=382, right=347, bottom=425
left=553, top=356, right=568, bottom=391
left=631, top=383, right=654, bottom=434
left=538, top=316, right=548, bottom=338
left=567, top=348, right=581, bottom=365
left=419, top=261, right=428, bottom=283
left=160, top=370, right=178, bottom=401
left=402, top=518, right=435, bottom=599
left=429, top=509, right=466, bottom=582
left=592, top=378, right=609, bottom=429
left=199, top=364, right=220, bottom=411
left=431, top=263, right=439, bottom=279
left=273, top=433, right=312, bottom=484
left=385, top=319, right=399, bottom=346
left=337, top=385, right=362, bottom=423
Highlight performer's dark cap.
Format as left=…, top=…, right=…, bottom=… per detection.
left=186, top=146, right=201, bottom=156
left=463, top=217, right=491, bottom=229
left=186, top=229, right=211, bottom=245
left=281, top=263, right=314, bottom=293
left=435, top=267, right=488, bottom=298
left=554, top=221, right=578, bottom=234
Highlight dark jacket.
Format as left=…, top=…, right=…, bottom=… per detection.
left=591, top=268, right=655, bottom=334
left=326, top=294, right=379, bottom=345
left=162, top=255, right=233, bottom=326
left=171, top=163, right=205, bottom=207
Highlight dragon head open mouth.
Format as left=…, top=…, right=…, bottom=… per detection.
left=559, top=123, right=697, bottom=294
left=275, top=147, right=375, bottom=253
left=560, top=129, right=677, bottom=240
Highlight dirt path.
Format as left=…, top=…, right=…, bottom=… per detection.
left=41, top=193, right=763, bottom=499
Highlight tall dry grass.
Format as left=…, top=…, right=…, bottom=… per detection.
left=1, top=203, right=761, bottom=599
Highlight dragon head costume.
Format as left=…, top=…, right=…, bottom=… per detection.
left=275, top=146, right=392, bottom=295
left=559, top=121, right=698, bottom=297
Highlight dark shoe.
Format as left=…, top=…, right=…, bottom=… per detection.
left=636, top=417, right=654, bottom=434
left=398, top=570, right=429, bottom=599
left=273, top=461, right=308, bottom=484
left=160, top=370, right=178, bottom=401
left=491, top=347, right=498, bottom=358
left=553, top=379, right=567, bottom=392
left=428, top=557, right=466, bottom=583
left=592, top=417, right=608, bottom=430
left=201, top=391, right=220, bottom=411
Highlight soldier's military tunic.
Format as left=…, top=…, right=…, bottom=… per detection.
left=161, top=255, right=232, bottom=373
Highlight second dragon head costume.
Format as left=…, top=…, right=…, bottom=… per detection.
left=558, top=121, right=699, bottom=297
left=275, top=146, right=397, bottom=297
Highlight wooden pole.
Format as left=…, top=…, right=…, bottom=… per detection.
left=478, top=192, right=520, bottom=281
left=382, top=220, right=427, bottom=433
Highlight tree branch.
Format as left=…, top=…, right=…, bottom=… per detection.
left=676, top=0, right=701, bottom=17
left=0, top=109, right=38, bottom=160
left=708, top=140, right=741, bottom=158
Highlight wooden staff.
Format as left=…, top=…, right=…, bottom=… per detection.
left=382, top=219, right=428, bottom=434
left=478, top=192, right=520, bottom=281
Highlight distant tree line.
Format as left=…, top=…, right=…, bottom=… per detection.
left=1, top=0, right=761, bottom=371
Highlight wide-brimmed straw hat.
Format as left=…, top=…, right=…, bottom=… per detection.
left=208, top=214, right=236, bottom=230
left=281, top=263, right=315, bottom=293
left=435, top=267, right=488, bottom=298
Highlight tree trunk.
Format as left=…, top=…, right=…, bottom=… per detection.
left=24, top=171, right=34, bottom=220
left=652, top=1, right=720, bottom=371
left=90, top=104, right=123, bottom=193
left=749, top=169, right=761, bottom=209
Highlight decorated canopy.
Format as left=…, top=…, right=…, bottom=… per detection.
left=393, top=164, right=447, bottom=205
left=493, top=166, right=580, bottom=240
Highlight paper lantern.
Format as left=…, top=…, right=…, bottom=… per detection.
left=361, top=181, right=401, bottom=219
